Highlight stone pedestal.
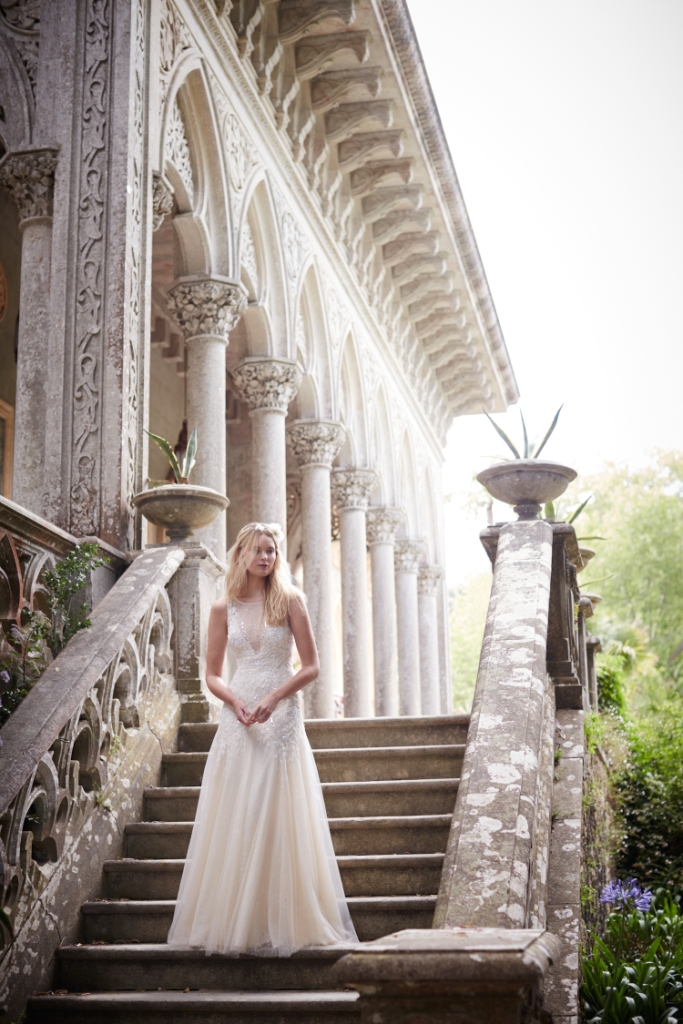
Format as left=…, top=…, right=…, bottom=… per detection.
left=231, top=358, right=301, bottom=541
left=287, top=420, right=345, bottom=718
left=394, top=539, right=423, bottom=716
left=167, top=542, right=227, bottom=723
left=418, top=564, right=443, bottom=716
left=367, top=507, right=404, bottom=717
left=0, top=148, right=59, bottom=519
left=332, top=468, right=377, bottom=718
left=167, top=277, right=247, bottom=558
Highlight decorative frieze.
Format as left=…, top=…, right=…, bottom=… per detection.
left=0, top=147, right=59, bottom=223
left=366, top=506, right=405, bottom=545
left=152, top=173, right=174, bottom=231
left=418, top=563, right=443, bottom=596
left=167, top=277, right=247, bottom=340
left=231, top=358, right=302, bottom=413
left=394, top=538, right=424, bottom=573
left=287, top=420, right=345, bottom=468
left=332, top=468, right=377, bottom=511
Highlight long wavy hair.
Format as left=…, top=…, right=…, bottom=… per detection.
left=225, top=522, right=299, bottom=626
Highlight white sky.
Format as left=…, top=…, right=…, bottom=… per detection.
left=406, top=0, right=683, bottom=583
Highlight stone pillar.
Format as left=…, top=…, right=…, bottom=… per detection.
left=166, top=276, right=247, bottom=558
left=231, top=358, right=302, bottom=536
left=418, top=565, right=443, bottom=716
left=437, top=578, right=452, bottom=713
left=366, top=507, right=404, bottom=717
left=287, top=420, right=345, bottom=719
left=394, top=539, right=424, bottom=716
left=0, top=148, right=59, bottom=518
left=332, top=469, right=377, bottom=718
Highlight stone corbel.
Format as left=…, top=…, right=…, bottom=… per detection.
left=0, top=146, right=59, bottom=225
left=350, top=158, right=413, bottom=196
left=325, top=100, right=394, bottom=142
left=391, top=252, right=447, bottom=286
left=295, top=31, right=370, bottom=79
left=361, top=184, right=423, bottom=221
left=407, top=291, right=460, bottom=323
left=337, top=129, right=404, bottom=170
left=277, top=0, right=355, bottom=44
left=400, top=274, right=454, bottom=304
left=310, top=66, right=382, bottom=112
left=372, top=207, right=431, bottom=245
left=152, top=172, right=174, bottom=232
left=382, top=231, right=439, bottom=267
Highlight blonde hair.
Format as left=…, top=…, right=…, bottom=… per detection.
left=225, top=522, right=300, bottom=626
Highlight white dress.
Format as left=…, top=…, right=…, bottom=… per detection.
left=167, top=597, right=358, bottom=956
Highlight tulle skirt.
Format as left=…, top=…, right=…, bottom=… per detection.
left=167, top=712, right=357, bottom=956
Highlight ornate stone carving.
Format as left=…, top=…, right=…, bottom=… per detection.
left=394, top=538, right=424, bottom=573
left=287, top=420, right=345, bottom=468
left=152, top=173, right=174, bottom=231
left=278, top=0, right=355, bottom=44
left=401, top=274, right=454, bottom=304
left=310, top=67, right=382, bottom=112
left=332, top=468, right=377, bottom=511
left=165, top=98, right=194, bottom=206
left=366, top=506, right=405, bottom=545
left=325, top=100, right=393, bottom=143
left=167, top=277, right=247, bottom=340
left=338, top=130, right=403, bottom=171
left=418, top=563, right=443, bottom=596
left=350, top=159, right=412, bottom=197
left=231, top=358, right=302, bottom=413
left=295, top=30, right=369, bottom=79
left=361, top=185, right=423, bottom=221
left=0, top=148, right=58, bottom=222
left=159, top=0, right=193, bottom=109
left=281, top=209, right=308, bottom=281
left=391, top=253, right=447, bottom=286
left=0, top=0, right=40, bottom=95
left=383, top=231, right=439, bottom=268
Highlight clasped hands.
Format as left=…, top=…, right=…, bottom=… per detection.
left=233, top=693, right=279, bottom=726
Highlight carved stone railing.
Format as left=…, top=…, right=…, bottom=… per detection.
left=0, top=545, right=186, bottom=1020
left=335, top=518, right=599, bottom=1023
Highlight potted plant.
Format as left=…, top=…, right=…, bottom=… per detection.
left=476, top=406, right=577, bottom=520
left=132, top=426, right=229, bottom=542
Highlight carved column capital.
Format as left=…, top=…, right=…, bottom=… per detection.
left=287, top=420, right=345, bottom=469
left=394, top=538, right=425, bottom=574
left=166, top=275, right=247, bottom=341
left=332, top=468, right=378, bottom=511
left=418, top=563, right=444, bottom=596
left=152, top=172, right=174, bottom=231
left=0, top=146, right=59, bottom=223
left=366, top=506, right=405, bottom=545
left=231, top=358, right=302, bottom=414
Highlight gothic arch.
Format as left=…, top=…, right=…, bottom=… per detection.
left=290, top=262, right=334, bottom=419
left=0, top=32, right=34, bottom=153
left=236, top=177, right=288, bottom=358
left=336, top=333, right=368, bottom=468
left=371, top=386, right=396, bottom=505
left=398, top=430, right=419, bottom=536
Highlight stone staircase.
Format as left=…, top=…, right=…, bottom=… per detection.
left=27, top=713, right=468, bottom=1023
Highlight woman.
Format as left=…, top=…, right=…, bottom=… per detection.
left=167, top=522, right=358, bottom=956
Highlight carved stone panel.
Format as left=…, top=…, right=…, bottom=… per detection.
left=0, top=148, right=59, bottom=223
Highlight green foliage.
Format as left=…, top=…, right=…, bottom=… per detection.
left=146, top=425, right=197, bottom=483
left=582, top=893, right=683, bottom=1023
left=597, top=648, right=629, bottom=716
left=586, top=711, right=608, bottom=755
left=449, top=572, right=491, bottom=712
left=483, top=404, right=563, bottom=460
left=0, top=543, right=107, bottom=727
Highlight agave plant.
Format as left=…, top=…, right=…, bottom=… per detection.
left=146, top=425, right=197, bottom=484
left=484, top=405, right=563, bottom=461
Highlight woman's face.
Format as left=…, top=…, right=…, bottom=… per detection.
left=245, top=533, right=277, bottom=578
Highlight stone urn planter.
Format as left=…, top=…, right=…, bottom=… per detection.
left=476, top=460, right=577, bottom=520
left=578, top=546, right=596, bottom=571
left=132, top=484, right=229, bottom=542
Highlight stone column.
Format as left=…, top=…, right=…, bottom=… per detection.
left=332, top=469, right=377, bottom=718
left=0, top=148, right=59, bottom=518
left=287, top=420, right=345, bottom=719
left=231, top=358, right=302, bottom=536
left=394, top=539, right=424, bottom=716
left=167, top=276, right=247, bottom=557
left=418, top=565, right=444, bottom=716
left=366, top=507, right=405, bottom=717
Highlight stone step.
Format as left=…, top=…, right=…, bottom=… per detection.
left=103, top=853, right=443, bottom=901
left=177, top=714, right=469, bottom=753
left=163, top=744, right=464, bottom=786
left=57, top=942, right=354, bottom=993
left=145, top=778, right=459, bottom=822
left=81, top=895, right=435, bottom=945
left=27, top=988, right=359, bottom=1023
left=125, top=815, right=451, bottom=859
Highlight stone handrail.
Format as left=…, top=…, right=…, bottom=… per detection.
left=0, top=545, right=185, bottom=1017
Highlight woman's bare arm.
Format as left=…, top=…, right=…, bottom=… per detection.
left=247, top=596, right=320, bottom=724
left=204, top=600, right=251, bottom=725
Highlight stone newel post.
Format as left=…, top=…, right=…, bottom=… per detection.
left=418, top=564, right=443, bottom=716
left=0, top=148, right=59, bottom=518
left=332, top=468, right=378, bottom=718
left=167, top=276, right=247, bottom=557
left=231, top=358, right=302, bottom=539
left=287, top=420, right=345, bottom=719
left=366, top=507, right=404, bottom=717
left=394, top=539, right=424, bottom=716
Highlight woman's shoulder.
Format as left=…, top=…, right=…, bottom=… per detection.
left=210, top=598, right=229, bottom=617
left=287, top=588, right=307, bottom=616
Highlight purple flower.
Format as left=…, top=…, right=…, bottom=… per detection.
left=0, top=670, right=9, bottom=685
left=600, top=877, right=653, bottom=913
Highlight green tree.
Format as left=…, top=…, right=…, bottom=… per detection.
left=449, top=572, right=491, bottom=712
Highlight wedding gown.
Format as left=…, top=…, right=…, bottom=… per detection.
left=167, top=597, right=358, bottom=956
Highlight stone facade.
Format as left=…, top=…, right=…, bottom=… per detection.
left=0, top=0, right=518, bottom=718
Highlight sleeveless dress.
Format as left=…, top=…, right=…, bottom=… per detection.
left=167, top=597, right=358, bottom=956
